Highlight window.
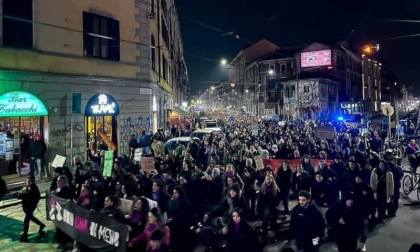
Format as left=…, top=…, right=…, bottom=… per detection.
left=304, top=85, right=309, bottom=93
left=3, top=0, right=33, bottom=48
left=280, top=64, right=287, bottom=75
left=151, top=35, right=156, bottom=70
left=162, top=55, right=168, bottom=80
left=83, top=12, right=120, bottom=61
left=161, top=15, right=169, bottom=46
left=269, top=64, right=275, bottom=74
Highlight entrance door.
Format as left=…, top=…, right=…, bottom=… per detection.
left=86, top=115, right=117, bottom=153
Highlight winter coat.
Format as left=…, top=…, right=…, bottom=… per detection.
left=29, top=139, right=47, bottom=159
left=17, top=183, right=41, bottom=212
left=290, top=203, right=325, bottom=246
left=370, top=168, right=394, bottom=200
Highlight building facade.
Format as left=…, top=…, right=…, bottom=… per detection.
left=0, top=0, right=188, bottom=171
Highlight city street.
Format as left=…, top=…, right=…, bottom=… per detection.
left=1, top=180, right=419, bottom=252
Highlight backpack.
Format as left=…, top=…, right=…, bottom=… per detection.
left=0, top=177, right=7, bottom=200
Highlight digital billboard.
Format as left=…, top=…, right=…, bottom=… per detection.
left=301, top=49, right=332, bottom=68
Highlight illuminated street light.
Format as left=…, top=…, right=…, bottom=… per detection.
left=211, top=86, right=215, bottom=90
left=245, top=89, right=249, bottom=93
left=221, top=59, right=227, bottom=65
left=268, top=69, right=274, bottom=75
left=231, top=83, right=235, bottom=88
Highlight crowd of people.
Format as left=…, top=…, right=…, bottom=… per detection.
left=15, top=112, right=419, bottom=252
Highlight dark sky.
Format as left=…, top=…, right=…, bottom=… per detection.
left=175, top=0, right=420, bottom=95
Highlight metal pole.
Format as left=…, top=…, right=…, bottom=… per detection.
left=18, top=117, right=21, bottom=176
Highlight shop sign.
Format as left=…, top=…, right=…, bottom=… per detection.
left=85, top=94, right=119, bottom=116
left=0, top=91, right=48, bottom=117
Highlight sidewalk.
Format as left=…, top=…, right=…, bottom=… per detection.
left=0, top=174, right=51, bottom=209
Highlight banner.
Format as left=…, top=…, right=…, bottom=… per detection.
left=46, top=192, right=128, bottom=252
left=263, top=159, right=334, bottom=173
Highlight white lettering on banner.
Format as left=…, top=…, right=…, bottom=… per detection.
left=49, top=202, right=63, bottom=221
left=90, top=221, right=98, bottom=238
left=98, top=225, right=120, bottom=247
left=63, top=209, right=74, bottom=227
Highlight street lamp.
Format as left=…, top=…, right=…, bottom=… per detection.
left=221, top=59, right=227, bottom=65
left=268, top=69, right=274, bottom=75
left=211, top=86, right=215, bottom=91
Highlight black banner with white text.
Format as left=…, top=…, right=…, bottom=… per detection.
left=46, top=192, right=128, bottom=252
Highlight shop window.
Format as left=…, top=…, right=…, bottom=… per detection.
left=83, top=12, right=120, bottom=61
left=3, top=0, right=33, bottom=48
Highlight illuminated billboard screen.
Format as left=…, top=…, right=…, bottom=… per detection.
left=301, top=49, right=332, bottom=68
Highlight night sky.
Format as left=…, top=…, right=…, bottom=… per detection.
left=175, top=0, right=420, bottom=95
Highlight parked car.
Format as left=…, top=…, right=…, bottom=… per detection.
left=190, top=128, right=220, bottom=140
left=164, top=137, right=200, bottom=153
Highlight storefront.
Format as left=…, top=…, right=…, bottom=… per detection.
left=170, top=106, right=188, bottom=127
left=0, top=91, right=48, bottom=176
left=85, top=93, right=120, bottom=153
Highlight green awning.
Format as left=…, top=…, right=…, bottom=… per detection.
left=173, top=106, right=187, bottom=116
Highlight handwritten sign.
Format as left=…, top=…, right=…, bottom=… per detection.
left=119, top=198, right=134, bottom=215
left=51, top=154, right=66, bottom=168
left=103, top=151, right=114, bottom=177
left=134, top=148, right=142, bottom=161
left=314, top=126, right=336, bottom=140
left=254, top=155, right=264, bottom=170
left=141, top=156, right=155, bottom=172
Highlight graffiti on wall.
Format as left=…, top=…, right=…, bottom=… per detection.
left=120, top=116, right=151, bottom=155
left=51, top=124, right=83, bottom=138
left=299, top=80, right=319, bottom=107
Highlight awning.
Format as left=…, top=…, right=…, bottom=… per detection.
left=173, top=106, right=187, bottom=116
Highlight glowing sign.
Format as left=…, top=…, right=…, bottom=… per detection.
left=301, top=49, right=332, bottom=68
left=0, top=91, right=48, bottom=117
left=85, top=94, right=119, bottom=116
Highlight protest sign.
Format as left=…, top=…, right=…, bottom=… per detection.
left=51, top=155, right=66, bottom=168
left=314, top=126, right=337, bottom=140
left=141, top=156, right=155, bottom=172
left=103, top=151, right=114, bottom=177
left=254, top=155, right=265, bottom=170
left=142, top=196, right=158, bottom=209
left=133, top=148, right=142, bottom=161
left=119, top=198, right=134, bottom=215
left=46, top=192, right=128, bottom=252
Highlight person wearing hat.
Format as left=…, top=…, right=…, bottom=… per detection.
left=349, top=171, right=375, bottom=252
left=16, top=176, right=45, bottom=242
left=29, top=134, right=47, bottom=179
left=325, top=192, right=363, bottom=252
left=289, top=190, right=325, bottom=252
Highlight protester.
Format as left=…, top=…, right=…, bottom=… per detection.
left=16, top=176, right=45, bottom=242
